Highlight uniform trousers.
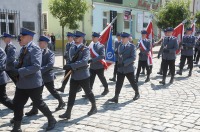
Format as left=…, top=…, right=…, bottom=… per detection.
left=68, top=77, right=95, bottom=107
left=0, top=84, right=14, bottom=110
left=180, top=55, right=193, bottom=70
left=90, top=68, right=108, bottom=90
left=13, top=86, right=52, bottom=121
left=163, top=59, right=175, bottom=77
left=115, top=72, right=138, bottom=95
left=136, top=60, right=151, bottom=77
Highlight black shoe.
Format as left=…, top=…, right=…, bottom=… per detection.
left=108, top=97, right=118, bottom=103
left=59, top=106, right=72, bottom=119
left=109, top=77, right=116, bottom=82
left=133, top=93, right=140, bottom=101
left=188, top=71, right=192, bottom=77
left=82, top=95, right=88, bottom=98
left=56, top=87, right=64, bottom=93
left=46, top=117, right=57, bottom=131
left=10, top=118, right=14, bottom=124
left=145, top=77, right=150, bottom=82
left=11, top=121, right=22, bottom=132
left=159, top=77, right=166, bottom=85
left=194, top=62, right=198, bottom=64
left=176, top=70, right=182, bottom=75
left=101, top=89, right=109, bottom=96
left=157, top=71, right=162, bottom=75
left=187, top=66, right=189, bottom=69
left=169, top=77, right=174, bottom=84
left=87, top=106, right=97, bottom=116
left=25, top=109, right=38, bottom=116
left=55, top=102, right=65, bottom=111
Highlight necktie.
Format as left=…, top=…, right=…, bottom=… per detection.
left=75, top=45, right=77, bottom=51
left=167, top=37, right=170, bottom=42
left=43, top=49, right=46, bottom=55
left=5, top=45, right=8, bottom=54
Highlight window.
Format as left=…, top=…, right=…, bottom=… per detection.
left=0, top=11, right=18, bottom=35
left=42, top=13, right=48, bottom=31
left=104, top=0, right=123, bottom=4
left=103, top=12, right=108, bottom=30
left=124, top=21, right=129, bottom=29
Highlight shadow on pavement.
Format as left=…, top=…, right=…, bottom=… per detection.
left=151, top=82, right=171, bottom=90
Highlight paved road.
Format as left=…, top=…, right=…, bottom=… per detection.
left=1, top=47, right=200, bottom=132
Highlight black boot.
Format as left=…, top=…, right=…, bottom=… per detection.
left=11, top=121, right=22, bottom=132
left=169, top=76, right=174, bottom=84
left=188, top=70, right=192, bottom=77
left=133, top=92, right=140, bottom=101
left=46, top=116, right=57, bottom=131
left=56, top=86, right=65, bottom=93
left=145, top=75, right=150, bottom=82
left=194, top=61, right=198, bottom=64
left=101, top=87, right=109, bottom=95
left=108, top=95, right=119, bottom=103
left=159, top=76, right=166, bottom=85
left=55, top=100, right=65, bottom=111
left=88, top=103, right=97, bottom=116
left=176, top=70, right=182, bottom=75
left=109, top=77, right=116, bottom=82
left=157, top=71, right=162, bottom=75
left=10, top=117, right=14, bottom=124
left=25, top=106, right=38, bottom=116
left=59, top=106, right=72, bottom=119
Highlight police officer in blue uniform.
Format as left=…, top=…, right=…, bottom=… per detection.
left=88, top=32, right=109, bottom=95
left=57, top=32, right=76, bottom=92
left=159, top=27, right=178, bottom=85
left=109, top=33, right=121, bottom=82
left=108, top=32, right=140, bottom=103
left=177, top=27, right=195, bottom=76
left=25, top=36, right=65, bottom=117
left=0, top=47, right=14, bottom=110
left=136, top=30, right=151, bottom=83
left=2, top=33, right=17, bottom=84
left=59, top=31, right=97, bottom=119
left=10, top=28, right=56, bottom=131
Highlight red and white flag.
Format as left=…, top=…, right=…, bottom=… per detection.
left=139, top=39, right=153, bottom=66
left=172, top=23, right=184, bottom=54
left=145, top=21, right=153, bottom=65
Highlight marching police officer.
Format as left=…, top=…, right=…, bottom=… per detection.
left=154, top=29, right=167, bottom=75
left=194, top=31, right=200, bottom=64
left=57, top=32, right=76, bottom=93
left=25, top=36, right=65, bottom=116
left=177, top=27, right=195, bottom=76
left=108, top=32, right=140, bottom=103
left=88, top=32, right=109, bottom=95
left=109, top=33, right=121, bottom=82
left=159, top=27, right=178, bottom=85
left=59, top=31, right=97, bottom=119
left=136, top=30, right=151, bottom=83
left=0, top=47, right=14, bottom=110
left=10, top=28, right=56, bottom=131
left=2, top=33, right=17, bottom=84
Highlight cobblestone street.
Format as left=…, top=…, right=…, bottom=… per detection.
left=1, top=47, right=200, bottom=132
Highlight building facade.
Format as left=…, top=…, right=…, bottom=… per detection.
left=42, top=0, right=93, bottom=48
left=0, top=0, right=42, bottom=50
left=92, top=0, right=160, bottom=40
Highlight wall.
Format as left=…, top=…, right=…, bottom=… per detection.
left=0, top=0, right=42, bottom=51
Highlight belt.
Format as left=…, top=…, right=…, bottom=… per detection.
left=73, top=65, right=89, bottom=71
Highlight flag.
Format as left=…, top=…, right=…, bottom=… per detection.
left=145, top=20, right=153, bottom=65
left=89, top=17, right=117, bottom=69
left=191, top=22, right=196, bottom=36
left=172, top=23, right=184, bottom=54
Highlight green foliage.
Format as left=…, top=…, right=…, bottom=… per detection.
left=153, top=0, right=191, bottom=29
left=195, top=11, right=200, bottom=29
left=49, top=0, right=88, bottom=30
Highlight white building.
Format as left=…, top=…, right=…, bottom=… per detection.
left=0, top=0, right=42, bottom=50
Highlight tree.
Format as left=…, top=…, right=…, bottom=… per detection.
left=153, top=0, right=191, bottom=29
left=49, top=0, right=88, bottom=66
left=195, top=11, right=200, bottom=29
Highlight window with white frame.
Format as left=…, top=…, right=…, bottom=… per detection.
left=0, top=10, right=18, bottom=35
left=103, top=12, right=108, bottom=30
left=42, top=13, right=48, bottom=31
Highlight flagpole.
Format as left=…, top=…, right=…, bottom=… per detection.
left=100, top=16, right=117, bottom=36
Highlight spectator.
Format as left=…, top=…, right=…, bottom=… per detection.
left=51, top=33, right=56, bottom=51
